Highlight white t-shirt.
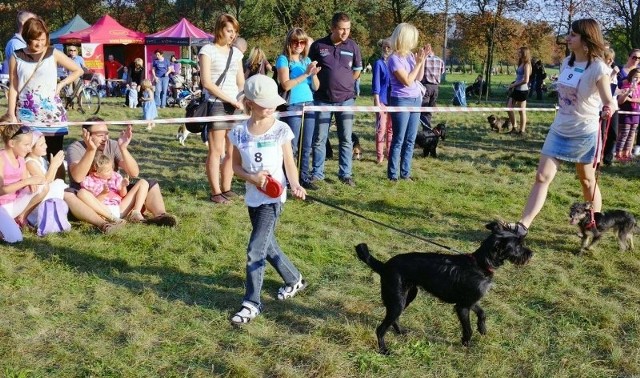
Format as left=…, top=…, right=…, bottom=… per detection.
left=198, top=44, right=243, bottom=103
left=551, top=57, right=609, bottom=137
left=229, top=119, right=294, bottom=207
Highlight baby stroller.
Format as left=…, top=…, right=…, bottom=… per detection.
left=452, top=81, right=467, bottom=106
left=167, top=75, right=186, bottom=107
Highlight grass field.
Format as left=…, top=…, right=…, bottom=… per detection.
left=1, top=72, right=640, bottom=377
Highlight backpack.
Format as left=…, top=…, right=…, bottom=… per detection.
left=27, top=198, right=72, bottom=237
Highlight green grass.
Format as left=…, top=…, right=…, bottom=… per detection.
left=1, top=86, right=639, bottom=377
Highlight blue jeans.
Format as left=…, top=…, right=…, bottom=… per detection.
left=312, top=98, right=355, bottom=180
left=282, top=102, right=315, bottom=182
left=388, top=96, right=421, bottom=179
left=154, top=76, right=170, bottom=108
left=244, top=202, right=301, bottom=308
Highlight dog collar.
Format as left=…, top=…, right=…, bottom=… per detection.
left=468, top=254, right=495, bottom=275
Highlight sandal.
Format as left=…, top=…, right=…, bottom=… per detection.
left=221, top=190, right=239, bottom=199
left=210, top=193, right=230, bottom=204
left=126, top=210, right=145, bottom=223
left=504, top=221, right=528, bottom=237
left=230, top=301, right=261, bottom=325
left=277, top=276, right=307, bottom=300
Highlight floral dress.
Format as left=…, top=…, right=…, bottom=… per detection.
left=14, top=47, right=68, bottom=136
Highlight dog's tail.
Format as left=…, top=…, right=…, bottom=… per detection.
left=355, top=243, right=385, bottom=275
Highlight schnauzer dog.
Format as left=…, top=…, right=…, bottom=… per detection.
left=569, top=202, right=639, bottom=253
left=415, top=123, right=447, bottom=158
left=487, top=115, right=512, bottom=133
left=355, top=221, right=532, bottom=353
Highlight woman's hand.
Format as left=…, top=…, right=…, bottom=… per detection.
left=306, top=61, right=321, bottom=76
left=415, top=47, right=427, bottom=64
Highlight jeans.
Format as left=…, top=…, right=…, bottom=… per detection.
left=282, top=102, right=315, bottom=182
left=244, top=202, right=301, bottom=308
left=154, top=76, right=170, bottom=108
left=388, top=96, right=421, bottom=180
left=312, top=98, right=355, bottom=180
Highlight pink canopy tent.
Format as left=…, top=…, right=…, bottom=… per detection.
left=145, top=18, right=213, bottom=46
left=145, top=18, right=213, bottom=82
left=58, top=15, right=146, bottom=78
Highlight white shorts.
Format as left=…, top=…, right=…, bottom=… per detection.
left=107, top=204, right=121, bottom=220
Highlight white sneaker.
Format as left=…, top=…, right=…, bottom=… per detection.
left=277, top=276, right=307, bottom=300
left=632, top=146, right=640, bottom=156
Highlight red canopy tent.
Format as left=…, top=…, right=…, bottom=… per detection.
left=58, top=15, right=146, bottom=78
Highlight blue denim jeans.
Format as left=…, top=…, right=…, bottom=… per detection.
left=281, top=102, right=315, bottom=182
left=388, top=96, right=421, bottom=180
left=244, top=202, right=301, bottom=308
left=311, top=98, right=355, bottom=180
left=154, top=76, right=170, bottom=108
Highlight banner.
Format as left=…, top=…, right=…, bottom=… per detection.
left=81, top=43, right=104, bottom=77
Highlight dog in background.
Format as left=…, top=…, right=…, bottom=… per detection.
left=414, top=123, right=447, bottom=158
left=326, top=132, right=362, bottom=160
left=176, top=124, right=191, bottom=146
left=355, top=221, right=533, bottom=353
left=569, top=201, right=639, bottom=253
left=487, top=115, right=512, bottom=133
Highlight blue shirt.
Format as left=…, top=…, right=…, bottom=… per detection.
left=2, top=34, right=26, bottom=75
left=371, top=58, right=391, bottom=105
left=308, top=34, right=363, bottom=103
left=275, top=55, right=314, bottom=105
left=153, top=58, right=170, bottom=78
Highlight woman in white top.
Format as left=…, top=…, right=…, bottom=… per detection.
left=199, top=14, right=245, bottom=204
left=506, top=19, right=616, bottom=237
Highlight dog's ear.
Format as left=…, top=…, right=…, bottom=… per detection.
left=485, top=221, right=504, bottom=233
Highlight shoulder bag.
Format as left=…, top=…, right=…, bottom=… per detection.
left=185, top=47, right=234, bottom=133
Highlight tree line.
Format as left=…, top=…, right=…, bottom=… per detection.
left=1, top=0, right=637, bottom=80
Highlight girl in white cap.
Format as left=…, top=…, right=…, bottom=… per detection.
left=228, top=74, right=307, bottom=325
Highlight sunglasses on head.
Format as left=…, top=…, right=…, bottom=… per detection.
left=11, top=125, right=31, bottom=139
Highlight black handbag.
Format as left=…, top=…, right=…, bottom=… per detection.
left=185, top=47, right=234, bottom=133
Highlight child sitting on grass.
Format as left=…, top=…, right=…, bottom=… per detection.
left=25, top=130, right=68, bottom=200
left=140, top=79, right=157, bottom=131
left=78, top=153, right=149, bottom=223
left=0, top=121, right=47, bottom=243
left=228, top=74, right=307, bottom=325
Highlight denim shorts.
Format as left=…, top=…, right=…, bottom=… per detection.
left=541, top=128, right=597, bottom=164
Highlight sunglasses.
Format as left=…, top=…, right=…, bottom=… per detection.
left=632, top=56, right=640, bottom=60
left=291, top=40, right=307, bottom=46
left=11, top=125, right=31, bottom=139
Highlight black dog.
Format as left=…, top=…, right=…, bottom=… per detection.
left=414, top=123, right=447, bottom=158
left=487, top=115, right=512, bottom=133
left=569, top=202, right=638, bottom=253
left=355, top=221, right=532, bottom=353
left=326, top=133, right=361, bottom=160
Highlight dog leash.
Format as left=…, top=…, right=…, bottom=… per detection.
left=587, top=113, right=612, bottom=229
left=306, top=194, right=466, bottom=254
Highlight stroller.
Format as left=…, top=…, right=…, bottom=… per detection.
left=452, top=81, right=467, bottom=106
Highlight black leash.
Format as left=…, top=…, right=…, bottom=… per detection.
left=306, top=194, right=466, bottom=255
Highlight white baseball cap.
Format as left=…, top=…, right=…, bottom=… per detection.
left=243, top=74, right=286, bottom=109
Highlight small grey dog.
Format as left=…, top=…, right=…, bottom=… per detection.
left=569, top=202, right=639, bottom=253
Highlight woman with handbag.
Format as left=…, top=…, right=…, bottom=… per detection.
left=4, top=16, right=82, bottom=159
left=275, top=28, right=321, bottom=189
left=199, top=13, right=245, bottom=204
left=386, top=23, right=426, bottom=182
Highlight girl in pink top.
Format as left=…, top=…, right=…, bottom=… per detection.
left=0, top=122, right=47, bottom=243
left=78, top=153, right=149, bottom=222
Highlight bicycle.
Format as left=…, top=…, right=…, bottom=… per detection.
left=59, top=75, right=101, bottom=115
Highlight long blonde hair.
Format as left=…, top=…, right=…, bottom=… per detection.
left=246, top=47, right=267, bottom=73
left=390, top=23, right=419, bottom=57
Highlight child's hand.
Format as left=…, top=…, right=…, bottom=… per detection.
left=252, top=170, right=270, bottom=188
left=50, top=151, right=65, bottom=170
left=289, top=184, right=307, bottom=200
left=101, top=184, right=109, bottom=194
left=121, top=177, right=130, bottom=188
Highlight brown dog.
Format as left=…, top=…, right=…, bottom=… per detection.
left=487, top=115, right=511, bottom=133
